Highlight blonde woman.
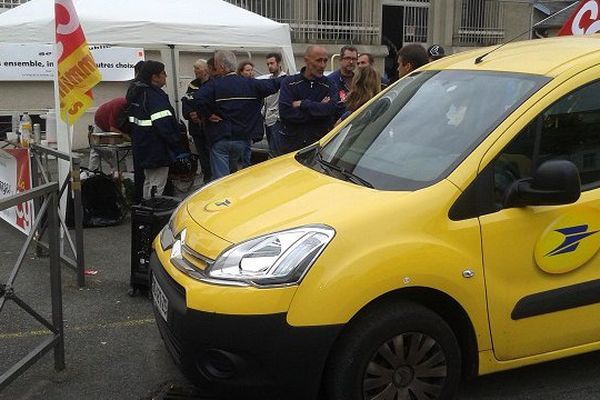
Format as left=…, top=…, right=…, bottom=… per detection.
left=337, top=66, right=381, bottom=125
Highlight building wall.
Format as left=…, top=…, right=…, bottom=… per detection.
left=502, top=1, right=534, bottom=42
left=227, top=0, right=533, bottom=69
left=430, top=0, right=457, bottom=51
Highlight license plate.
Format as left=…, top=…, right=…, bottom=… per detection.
left=152, top=275, right=169, bottom=323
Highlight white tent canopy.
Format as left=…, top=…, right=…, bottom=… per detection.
left=0, top=0, right=296, bottom=115
left=0, top=0, right=295, bottom=146
left=0, top=0, right=296, bottom=193
left=0, top=0, right=296, bottom=71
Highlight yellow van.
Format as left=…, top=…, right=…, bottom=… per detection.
left=150, top=35, right=600, bottom=400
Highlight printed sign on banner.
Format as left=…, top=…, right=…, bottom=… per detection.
left=0, top=43, right=144, bottom=81
left=558, top=0, right=600, bottom=36
left=0, top=149, right=34, bottom=235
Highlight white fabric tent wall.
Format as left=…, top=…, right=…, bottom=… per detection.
left=0, top=0, right=296, bottom=71
left=0, top=0, right=296, bottom=123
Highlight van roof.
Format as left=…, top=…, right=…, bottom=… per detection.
left=423, top=34, right=600, bottom=77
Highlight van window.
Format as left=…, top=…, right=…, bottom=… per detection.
left=494, top=79, right=600, bottom=206
left=316, top=70, right=547, bottom=191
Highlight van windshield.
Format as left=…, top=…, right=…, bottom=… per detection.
left=309, top=70, right=548, bottom=191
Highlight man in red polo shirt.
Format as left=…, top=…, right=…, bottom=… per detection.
left=94, top=97, right=128, bottom=133
left=89, top=97, right=129, bottom=172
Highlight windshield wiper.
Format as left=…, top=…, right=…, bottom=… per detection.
left=296, top=142, right=321, bottom=165
left=316, top=153, right=374, bottom=188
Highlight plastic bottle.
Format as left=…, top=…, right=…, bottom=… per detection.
left=19, top=112, right=32, bottom=148
left=41, top=109, right=57, bottom=145
left=11, top=112, right=19, bottom=135
left=33, top=123, right=41, bottom=144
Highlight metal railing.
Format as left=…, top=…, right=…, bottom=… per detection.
left=228, top=0, right=380, bottom=45
left=0, top=0, right=25, bottom=9
left=0, top=182, right=65, bottom=391
left=402, top=1, right=430, bottom=45
left=28, top=144, right=85, bottom=287
left=455, top=0, right=505, bottom=46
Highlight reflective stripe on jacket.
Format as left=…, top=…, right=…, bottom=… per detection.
left=190, top=73, right=281, bottom=144
left=129, top=84, right=183, bottom=169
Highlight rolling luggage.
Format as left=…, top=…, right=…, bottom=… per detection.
left=129, top=196, right=180, bottom=296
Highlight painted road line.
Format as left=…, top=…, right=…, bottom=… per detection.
left=0, top=318, right=155, bottom=339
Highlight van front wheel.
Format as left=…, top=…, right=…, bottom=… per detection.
left=325, top=301, right=461, bottom=400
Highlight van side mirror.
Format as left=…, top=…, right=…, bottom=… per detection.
left=503, top=160, right=580, bottom=208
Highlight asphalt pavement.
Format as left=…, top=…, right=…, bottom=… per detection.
left=0, top=213, right=203, bottom=400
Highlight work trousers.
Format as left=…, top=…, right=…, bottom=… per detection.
left=143, top=166, right=169, bottom=199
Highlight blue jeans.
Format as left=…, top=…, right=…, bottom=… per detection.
left=210, top=139, right=251, bottom=180
left=265, top=121, right=281, bottom=155
left=190, top=131, right=211, bottom=183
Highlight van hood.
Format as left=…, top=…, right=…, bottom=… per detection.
left=185, top=156, right=409, bottom=243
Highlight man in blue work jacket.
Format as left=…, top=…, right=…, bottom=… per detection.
left=190, top=50, right=281, bottom=180
left=275, top=45, right=339, bottom=156
left=127, top=60, right=185, bottom=199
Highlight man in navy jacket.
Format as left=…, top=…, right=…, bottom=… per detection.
left=181, top=58, right=212, bottom=183
left=127, top=60, right=184, bottom=199
left=190, top=50, right=281, bottom=180
left=275, top=46, right=339, bottom=155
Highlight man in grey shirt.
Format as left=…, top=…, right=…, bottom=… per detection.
left=263, top=52, right=286, bottom=155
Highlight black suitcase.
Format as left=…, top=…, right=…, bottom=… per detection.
left=129, top=196, right=180, bottom=296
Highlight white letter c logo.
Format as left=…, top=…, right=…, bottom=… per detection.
left=55, top=0, right=79, bottom=36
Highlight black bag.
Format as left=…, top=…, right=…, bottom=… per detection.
left=67, top=170, right=127, bottom=228
left=167, top=129, right=198, bottom=193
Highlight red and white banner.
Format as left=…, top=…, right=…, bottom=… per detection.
left=558, top=0, right=600, bottom=36
left=0, top=149, right=34, bottom=235
left=55, top=0, right=102, bottom=124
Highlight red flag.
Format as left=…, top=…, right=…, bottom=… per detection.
left=558, top=0, right=600, bottom=36
left=55, top=0, right=102, bottom=123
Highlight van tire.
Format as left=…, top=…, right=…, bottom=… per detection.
left=325, top=301, right=461, bottom=400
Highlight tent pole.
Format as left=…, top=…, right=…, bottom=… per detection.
left=53, top=43, right=69, bottom=224
left=168, top=44, right=180, bottom=119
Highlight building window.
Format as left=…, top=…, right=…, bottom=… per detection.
left=317, top=0, right=357, bottom=42
left=457, top=0, right=504, bottom=46
left=318, top=0, right=354, bottom=27
left=228, top=0, right=293, bottom=23
left=403, top=4, right=429, bottom=44
left=225, top=0, right=378, bottom=45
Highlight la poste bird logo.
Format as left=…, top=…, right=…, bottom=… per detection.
left=534, top=209, right=600, bottom=274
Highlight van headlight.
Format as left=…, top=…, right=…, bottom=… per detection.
left=160, top=219, right=176, bottom=250
left=207, top=225, right=335, bottom=286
